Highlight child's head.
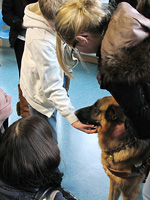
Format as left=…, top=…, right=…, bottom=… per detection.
left=0, top=88, right=13, bottom=125
left=39, top=0, right=64, bottom=21
left=55, top=0, right=107, bottom=46
left=0, top=115, right=61, bottom=188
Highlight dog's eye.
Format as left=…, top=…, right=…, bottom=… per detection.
left=94, top=106, right=100, bottom=114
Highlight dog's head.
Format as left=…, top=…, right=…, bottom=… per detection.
left=75, top=96, right=125, bottom=134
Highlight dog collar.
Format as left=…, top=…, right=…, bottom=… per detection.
left=107, top=157, right=150, bottom=178
left=104, top=137, right=136, bottom=156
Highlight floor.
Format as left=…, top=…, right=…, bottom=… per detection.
left=0, top=46, right=144, bottom=200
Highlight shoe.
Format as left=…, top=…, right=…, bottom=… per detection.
left=58, top=187, right=79, bottom=200
left=16, top=101, right=29, bottom=117
left=18, top=84, right=30, bottom=117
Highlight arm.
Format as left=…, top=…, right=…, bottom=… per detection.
left=98, top=2, right=150, bottom=139
left=97, top=72, right=150, bottom=139
left=29, top=36, right=96, bottom=134
left=2, top=0, right=23, bottom=30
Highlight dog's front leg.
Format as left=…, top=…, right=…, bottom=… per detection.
left=108, top=179, right=120, bottom=200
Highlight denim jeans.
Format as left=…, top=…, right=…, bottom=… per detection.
left=28, top=104, right=57, bottom=143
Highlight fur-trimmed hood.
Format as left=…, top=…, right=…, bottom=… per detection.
left=100, top=2, right=150, bottom=83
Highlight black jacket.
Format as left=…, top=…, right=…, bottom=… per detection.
left=100, top=33, right=150, bottom=140
left=0, top=170, right=64, bottom=200
left=2, top=0, right=37, bottom=47
left=99, top=1, right=150, bottom=140
left=0, top=179, right=65, bottom=200
left=0, top=179, right=37, bottom=200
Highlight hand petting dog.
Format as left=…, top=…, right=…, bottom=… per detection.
left=72, top=120, right=97, bottom=134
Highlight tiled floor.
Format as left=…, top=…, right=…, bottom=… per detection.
left=0, top=46, right=143, bottom=200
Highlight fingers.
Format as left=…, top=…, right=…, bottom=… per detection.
left=72, top=121, right=97, bottom=134
left=83, top=128, right=97, bottom=134
left=82, top=124, right=97, bottom=134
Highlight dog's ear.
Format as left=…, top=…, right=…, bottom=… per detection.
left=136, top=0, right=150, bottom=19
left=105, top=105, right=125, bottom=123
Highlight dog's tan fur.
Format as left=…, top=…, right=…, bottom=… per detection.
left=76, top=96, right=150, bottom=200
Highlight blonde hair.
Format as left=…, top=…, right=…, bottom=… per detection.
left=39, top=0, right=64, bottom=21
left=55, top=0, right=109, bottom=76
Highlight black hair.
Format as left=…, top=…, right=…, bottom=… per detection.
left=0, top=115, right=61, bottom=189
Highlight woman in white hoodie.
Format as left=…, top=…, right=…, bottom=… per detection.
left=20, top=0, right=96, bottom=143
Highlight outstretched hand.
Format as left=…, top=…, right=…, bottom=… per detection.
left=72, top=120, right=97, bottom=134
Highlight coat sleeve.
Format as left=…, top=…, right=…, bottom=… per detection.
left=100, top=2, right=150, bottom=139
left=28, top=37, right=78, bottom=124
left=100, top=76, right=150, bottom=139
left=2, top=0, right=23, bottom=30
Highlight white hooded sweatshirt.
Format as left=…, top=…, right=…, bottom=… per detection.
left=20, top=2, right=78, bottom=124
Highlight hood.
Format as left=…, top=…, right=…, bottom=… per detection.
left=23, top=2, right=54, bottom=34
left=101, top=37, right=150, bottom=83
left=100, top=2, right=150, bottom=83
left=101, top=2, right=150, bottom=59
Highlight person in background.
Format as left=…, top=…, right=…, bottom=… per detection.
left=20, top=0, right=96, bottom=144
left=54, top=0, right=150, bottom=199
left=2, top=0, right=37, bottom=117
left=0, top=88, right=13, bottom=136
left=0, top=115, right=67, bottom=200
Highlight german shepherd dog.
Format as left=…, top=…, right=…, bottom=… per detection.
left=75, top=96, right=150, bottom=200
